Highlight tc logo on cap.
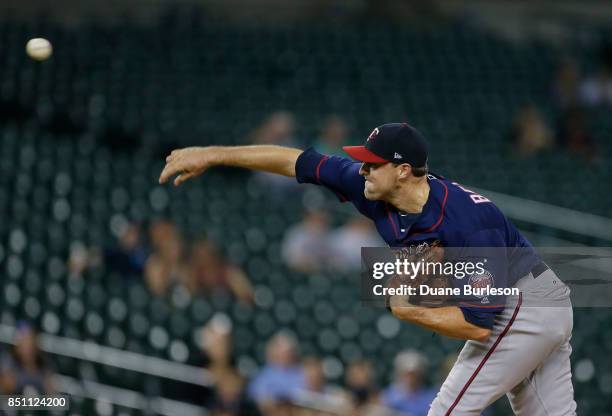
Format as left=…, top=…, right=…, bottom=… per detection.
left=367, top=128, right=379, bottom=142
left=343, top=122, right=429, bottom=166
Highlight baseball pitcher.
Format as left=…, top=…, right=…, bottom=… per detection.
left=159, top=123, right=576, bottom=415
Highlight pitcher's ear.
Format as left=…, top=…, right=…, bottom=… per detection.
left=397, top=163, right=412, bottom=179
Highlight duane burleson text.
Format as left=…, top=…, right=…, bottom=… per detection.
left=372, top=285, right=520, bottom=297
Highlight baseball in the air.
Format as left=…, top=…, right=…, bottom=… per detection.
left=26, top=38, right=53, bottom=61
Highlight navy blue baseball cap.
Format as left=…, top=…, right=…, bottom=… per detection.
left=343, top=123, right=429, bottom=167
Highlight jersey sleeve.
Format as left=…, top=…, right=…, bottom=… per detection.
left=295, top=148, right=374, bottom=218
left=448, top=230, right=509, bottom=329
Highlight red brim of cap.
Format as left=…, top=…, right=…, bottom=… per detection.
left=342, top=146, right=388, bottom=163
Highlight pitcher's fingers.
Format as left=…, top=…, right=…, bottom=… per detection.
left=174, top=171, right=195, bottom=187
left=159, top=163, right=179, bottom=184
left=165, top=149, right=181, bottom=162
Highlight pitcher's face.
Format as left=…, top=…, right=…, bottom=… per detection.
left=359, top=162, right=399, bottom=200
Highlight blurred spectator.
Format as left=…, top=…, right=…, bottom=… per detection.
left=579, top=43, right=612, bottom=107
left=328, top=216, right=384, bottom=271
left=556, top=106, right=598, bottom=162
left=68, top=222, right=147, bottom=277
left=103, top=223, right=148, bottom=276
left=302, top=357, right=328, bottom=393
left=251, top=111, right=297, bottom=146
left=344, top=360, right=378, bottom=410
left=0, top=323, right=53, bottom=395
left=248, top=332, right=305, bottom=413
left=282, top=210, right=332, bottom=272
left=171, top=314, right=236, bottom=406
left=198, top=314, right=236, bottom=381
left=509, top=105, right=553, bottom=158
left=296, top=357, right=350, bottom=413
left=293, top=357, right=350, bottom=414
left=553, top=58, right=580, bottom=110
left=251, top=111, right=301, bottom=195
left=199, top=316, right=256, bottom=415
left=145, top=219, right=188, bottom=296
left=186, top=239, right=254, bottom=303
left=149, top=219, right=177, bottom=252
left=67, top=241, right=93, bottom=276
left=550, top=54, right=601, bottom=164
left=313, top=115, right=349, bottom=156
left=380, top=350, right=437, bottom=416
left=211, top=371, right=254, bottom=416
left=264, top=399, right=296, bottom=416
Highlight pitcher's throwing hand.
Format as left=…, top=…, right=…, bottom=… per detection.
left=159, top=146, right=219, bottom=186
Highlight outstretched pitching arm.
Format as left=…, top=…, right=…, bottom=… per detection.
left=159, top=145, right=492, bottom=342
left=158, top=145, right=303, bottom=186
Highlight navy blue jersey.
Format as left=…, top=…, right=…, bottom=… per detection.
left=295, top=148, right=541, bottom=329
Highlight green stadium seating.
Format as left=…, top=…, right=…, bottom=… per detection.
left=0, top=12, right=611, bottom=415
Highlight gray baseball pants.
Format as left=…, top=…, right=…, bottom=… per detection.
left=428, top=268, right=577, bottom=415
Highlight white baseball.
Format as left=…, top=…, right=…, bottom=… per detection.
left=26, top=38, right=53, bottom=61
